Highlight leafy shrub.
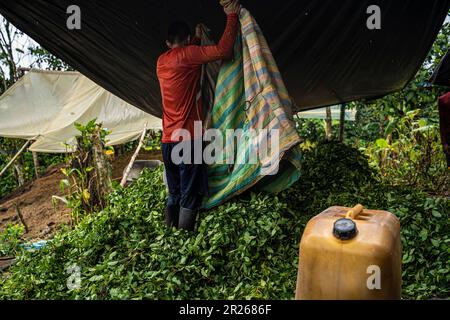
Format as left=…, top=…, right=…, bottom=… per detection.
left=0, top=224, right=24, bottom=257
left=54, top=120, right=113, bottom=226
left=144, top=130, right=162, bottom=152
left=294, top=118, right=325, bottom=142
left=284, top=140, right=378, bottom=211
left=363, top=109, right=449, bottom=195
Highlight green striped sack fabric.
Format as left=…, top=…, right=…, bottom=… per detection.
left=203, top=8, right=302, bottom=209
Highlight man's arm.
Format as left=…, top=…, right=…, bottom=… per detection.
left=183, top=13, right=239, bottom=65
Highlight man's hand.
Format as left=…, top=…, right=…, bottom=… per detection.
left=195, top=23, right=206, bottom=39
left=223, top=0, right=241, bottom=15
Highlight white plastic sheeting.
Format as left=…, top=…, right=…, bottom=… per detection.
left=297, top=106, right=356, bottom=121
left=0, top=69, right=161, bottom=153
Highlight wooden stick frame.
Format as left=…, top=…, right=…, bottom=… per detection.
left=120, top=124, right=148, bottom=187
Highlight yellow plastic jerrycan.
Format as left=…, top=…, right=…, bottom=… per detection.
left=296, top=204, right=402, bottom=300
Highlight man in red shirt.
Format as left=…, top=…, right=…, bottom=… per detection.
left=157, top=1, right=240, bottom=231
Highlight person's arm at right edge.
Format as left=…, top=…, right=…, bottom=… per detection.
left=184, top=12, right=239, bottom=65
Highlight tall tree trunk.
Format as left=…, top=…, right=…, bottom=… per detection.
left=339, top=104, right=346, bottom=143
left=325, top=107, right=333, bottom=141
left=92, top=130, right=112, bottom=209
left=0, top=21, right=25, bottom=184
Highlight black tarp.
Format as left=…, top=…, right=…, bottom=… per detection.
left=0, top=0, right=449, bottom=117
left=431, top=50, right=450, bottom=87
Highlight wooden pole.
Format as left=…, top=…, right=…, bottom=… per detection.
left=14, top=202, right=29, bottom=233
left=120, top=124, right=148, bottom=187
left=32, top=151, right=40, bottom=178
left=0, top=136, right=37, bottom=177
left=339, top=104, right=346, bottom=143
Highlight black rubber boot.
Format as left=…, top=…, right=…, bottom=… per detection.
left=178, top=207, right=197, bottom=231
left=165, top=205, right=179, bottom=228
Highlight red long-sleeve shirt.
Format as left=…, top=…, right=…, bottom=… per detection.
left=157, top=14, right=239, bottom=143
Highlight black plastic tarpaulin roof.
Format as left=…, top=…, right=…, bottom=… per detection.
left=0, top=1, right=449, bottom=117
left=431, top=50, right=450, bottom=87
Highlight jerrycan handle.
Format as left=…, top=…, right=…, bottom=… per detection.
left=345, top=204, right=364, bottom=220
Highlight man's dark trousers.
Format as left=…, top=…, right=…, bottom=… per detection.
left=162, top=140, right=208, bottom=230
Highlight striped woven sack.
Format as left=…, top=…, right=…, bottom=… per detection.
left=203, top=8, right=302, bottom=209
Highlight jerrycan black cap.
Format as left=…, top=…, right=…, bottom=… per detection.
left=333, top=218, right=358, bottom=240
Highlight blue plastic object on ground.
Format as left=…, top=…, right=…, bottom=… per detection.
left=21, top=240, right=48, bottom=251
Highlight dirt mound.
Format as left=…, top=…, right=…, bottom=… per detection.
left=0, top=150, right=162, bottom=240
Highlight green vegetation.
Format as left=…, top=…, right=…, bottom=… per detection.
left=144, top=130, right=162, bottom=152
left=0, top=224, right=24, bottom=257
left=0, top=142, right=448, bottom=300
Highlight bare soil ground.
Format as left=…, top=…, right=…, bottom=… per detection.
left=0, top=150, right=162, bottom=240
